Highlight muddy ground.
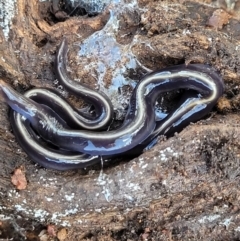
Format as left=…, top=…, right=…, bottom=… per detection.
left=1, top=0, right=240, bottom=240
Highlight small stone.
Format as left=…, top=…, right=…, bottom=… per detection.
left=11, top=167, right=27, bottom=190
left=207, top=9, right=230, bottom=30
left=57, top=228, right=68, bottom=241
left=47, top=224, right=57, bottom=237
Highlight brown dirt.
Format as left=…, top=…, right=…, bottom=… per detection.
left=1, top=0, right=240, bottom=240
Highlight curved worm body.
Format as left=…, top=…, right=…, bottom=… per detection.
left=56, top=38, right=114, bottom=130
left=10, top=108, right=100, bottom=171
left=0, top=41, right=224, bottom=170
left=141, top=64, right=225, bottom=144
left=27, top=64, right=224, bottom=156
left=7, top=87, right=101, bottom=170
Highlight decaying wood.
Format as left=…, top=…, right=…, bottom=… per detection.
left=1, top=0, right=240, bottom=240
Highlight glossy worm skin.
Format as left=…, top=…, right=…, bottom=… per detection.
left=140, top=64, right=225, bottom=146
left=28, top=64, right=224, bottom=156
left=56, top=38, right=114, bottom=130
left=0, top=41, right=224, bottom=170
left=9, top=88, right=101, bottom=170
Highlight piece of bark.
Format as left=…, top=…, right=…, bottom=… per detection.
left=11, top=167, right=27, bottom=190
left=0, top=0, right=240, bottom=240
